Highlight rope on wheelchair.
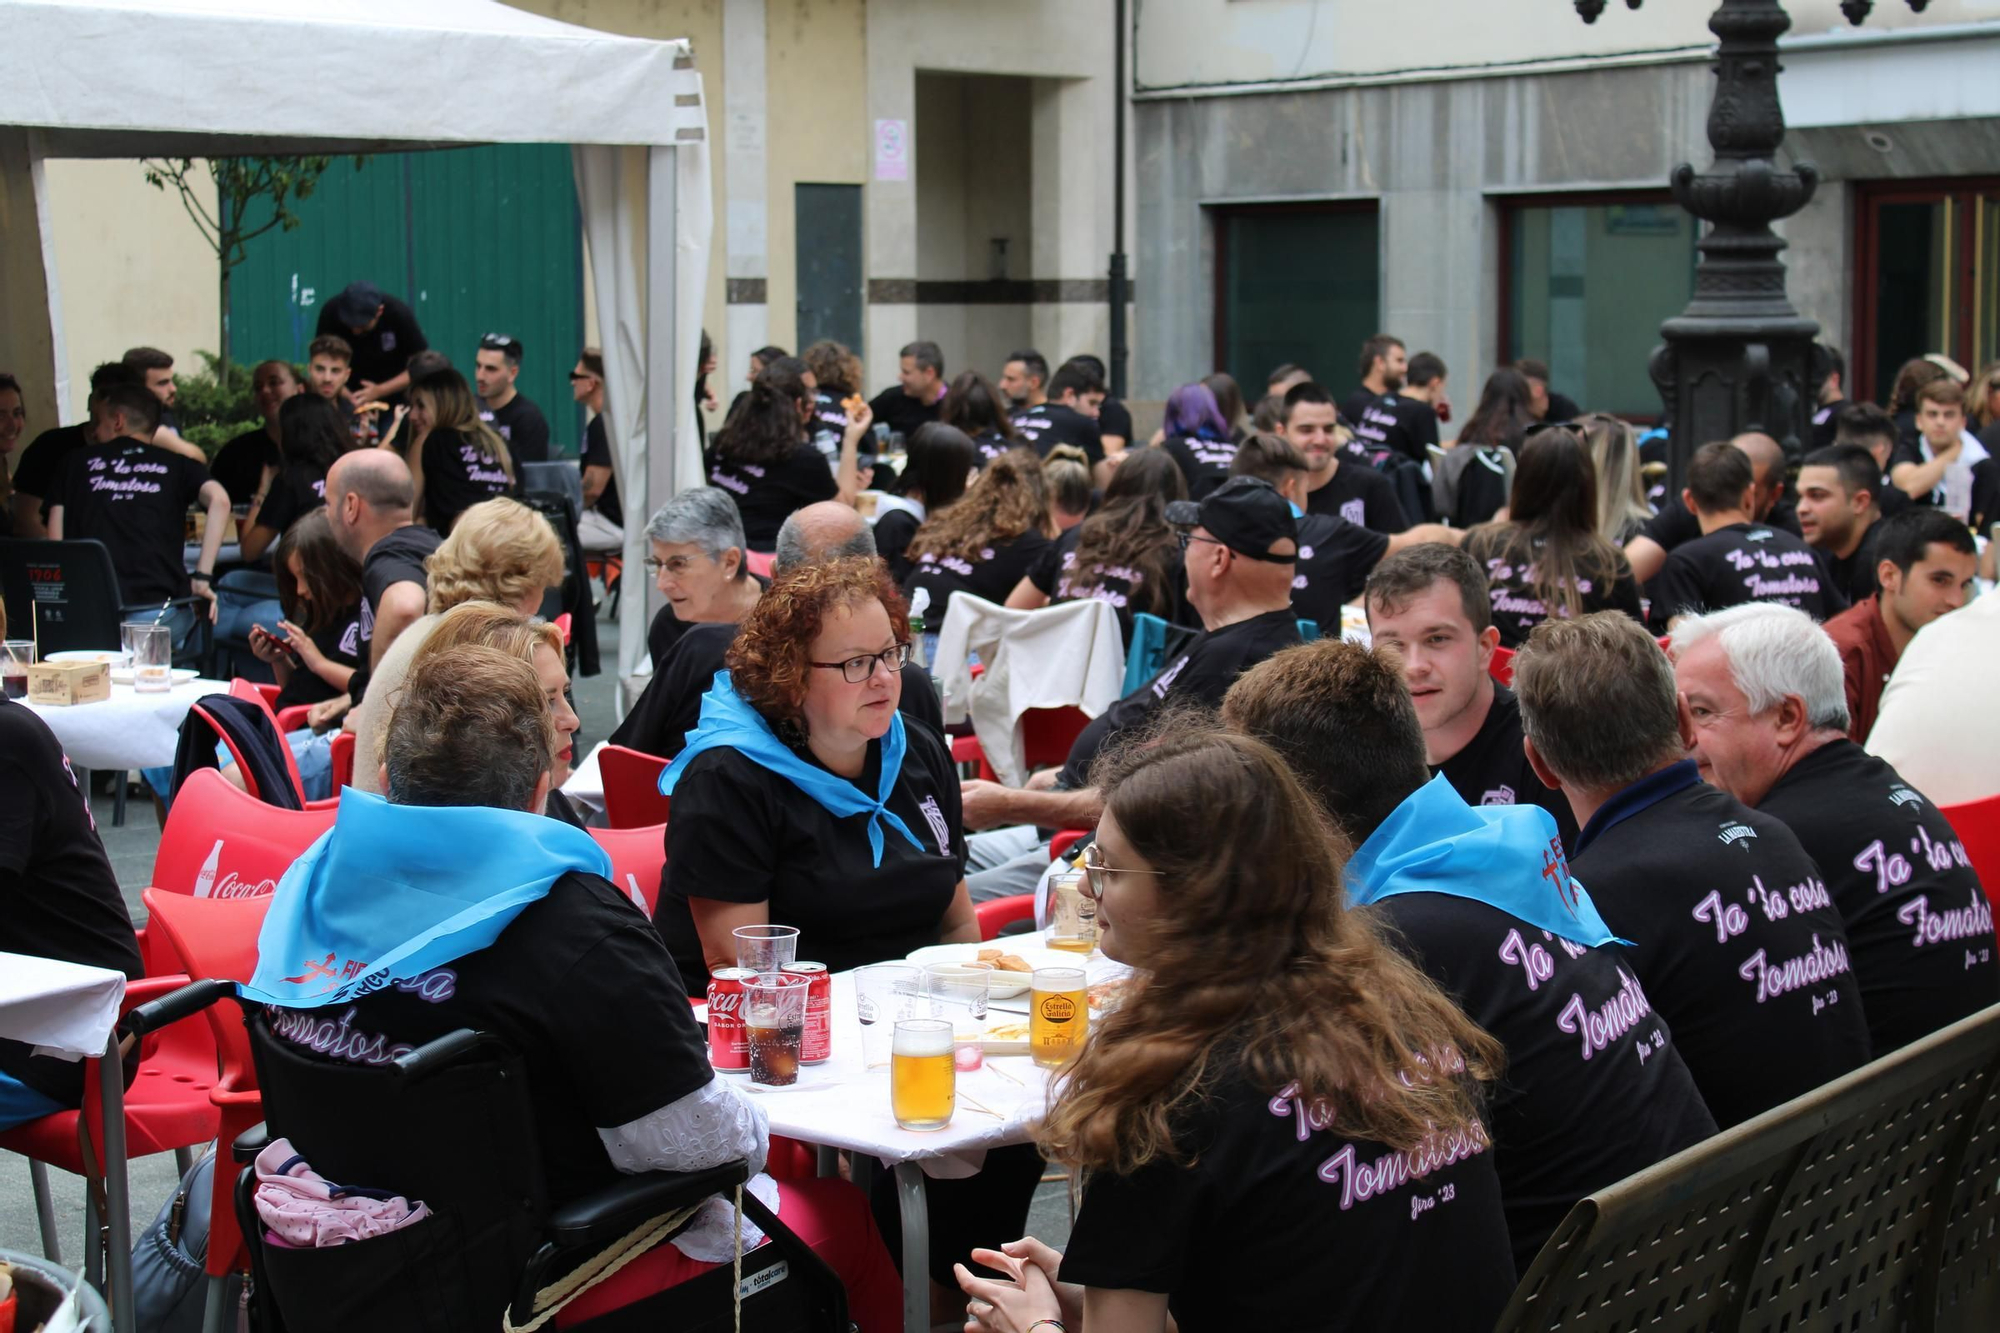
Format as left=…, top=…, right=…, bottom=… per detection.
left=502, top=1201, right=706, bottom=1333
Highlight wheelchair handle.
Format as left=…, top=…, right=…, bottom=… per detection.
left=121, top=977, right=236, bottom=1039
left=391, top=1027, right=513, bottom=1081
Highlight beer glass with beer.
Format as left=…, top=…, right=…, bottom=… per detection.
left=1047, top=868, right=1097, bottom=954
left=734, top=924, right=800, bottom=972
left=744, top=972, right=808, bottom=1087
left=1030, top=966, right=1088, bottom=1069
left=891, top=1018, right=956, bottom=1131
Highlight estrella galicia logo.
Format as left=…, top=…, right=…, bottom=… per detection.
left=1718, top=822, right=1758, bottom=849
left=1889, top=786, right=1925, bottom=809
left=1480, top=785, right=1515, bottom=806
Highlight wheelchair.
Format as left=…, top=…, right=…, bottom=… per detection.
left=128, top=982, right=851, bottom=1332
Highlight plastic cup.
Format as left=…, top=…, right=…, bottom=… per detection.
left=891, top=1019, right=956, bottom=1131
left=854, top=963, right=929, bottom=1067
left=733, top=924, right=800, bottom=973
left=744, top=971, right=809, bottom=1088
left=1, top=641, right=32, bottom=700
left=130, top=623, right=172, bottom=693
left=924, top=962, right=993, bottom=1072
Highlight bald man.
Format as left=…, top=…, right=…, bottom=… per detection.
left=1625, top=431, right=1800, bottom=583
left=609, top=500, right=943, bottom=756
left=324, top=450, right=442, bottom=702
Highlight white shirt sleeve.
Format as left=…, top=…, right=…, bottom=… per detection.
left=596, top=1074, right=769, bottom=1180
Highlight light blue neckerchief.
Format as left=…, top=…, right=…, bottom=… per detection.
left=1288, top=501, right=1305, bottom=519
left=664, top=671, right=924, bottom=867
left=1346, top=775, right=1626, bottom=949
left=243, top=789, right=612, bottom=1009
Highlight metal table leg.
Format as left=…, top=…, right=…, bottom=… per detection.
left=29, top=1160, right=62, bottom=1264
left=99, top=1053, right=134, bottom=1333
left=816, top=1144, right=840, bottom=1178
left=894, top=1161, right=928, bottom=1333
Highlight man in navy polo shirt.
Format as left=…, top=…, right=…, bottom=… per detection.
left=1516, top=611, right=1872, bottom=1127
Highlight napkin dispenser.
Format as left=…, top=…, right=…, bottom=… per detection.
left=27, top=660, right=111, bottom=705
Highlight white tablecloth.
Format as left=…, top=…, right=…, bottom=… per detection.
left=0, top=952, right=126, bottom=1060
left=22, top=677, right=229, bottom=771
left=746, top=971, right=1053, bottom=1176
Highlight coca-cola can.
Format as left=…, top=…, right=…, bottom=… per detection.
left=782, top=961, right=831, bottom=1064
left=707, top=967, right=756, bottom=1073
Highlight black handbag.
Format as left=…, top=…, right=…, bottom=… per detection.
left=133, top=1150, right=246, bottom=1333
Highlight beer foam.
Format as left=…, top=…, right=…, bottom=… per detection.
left=893, top=1019, right=955, bottom=1057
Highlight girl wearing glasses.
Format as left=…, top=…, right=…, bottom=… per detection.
left=959, top=731, right=1514, bottom=1333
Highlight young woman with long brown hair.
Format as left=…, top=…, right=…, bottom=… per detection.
left=405, top=365, right=516, bottom=535
left=902, top=446, right=1055, bottom=627
left=1463, top=426, right=1643, bottom=648
left=1006, top=447, right=1190, bottom=646
left=957, top=731, right=1514, bottom=1332
left=942, top=369, right=1021, bottom=464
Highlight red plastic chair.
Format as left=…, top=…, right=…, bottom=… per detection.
left=1488, top=646, right=1516, bottom=686
left=976, top=894, right=1036, bottom=940
left=744, top=550, right=777, bottom=578
left=1050, top=829, right=1091, bottom=863
left=139, top=891, right=274, bottom=1320
left=219, top=680, right=336, bottom=810
left=149, top=769, right=335, bottom=937
left=329, top=729, right=355, bottom=790
left=589, top=822, right=668, bottom=915
left=950, top=707, right=1093, bottom=784
left=601, top=743, right=674, bottom=829
left=0, top=972, right=218, bottom=1281
left=554, top=611, right=573, bottom=645
left=1943, top=794, right=2000, bottom=911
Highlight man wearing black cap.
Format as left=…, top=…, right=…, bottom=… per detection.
left=960, top=476, right=1304, bottom=897
left=314, top=281, right=430, bottom=408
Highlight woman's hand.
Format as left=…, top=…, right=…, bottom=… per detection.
left=247, top=624, right=287, bottom=665
left=843, top=399, right=874, bottom=441
left=956, top=1254, right=1066, bottom=1333
left=279, top=619, right=325, bottom=673
left=306, top=694, right=350, bottom=734
left=971, top=1240, right=1084, bottom=1331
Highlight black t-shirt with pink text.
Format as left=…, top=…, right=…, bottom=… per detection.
left=1570, top=762, right=1872, bottom=1128
left=1755, top=740, right=1998, bottom=1057
left=1464, top=527, right=1645, bottom=649
left=418, top=427, right=517, bottom=536
left=901, top=530, right=1054, bottom=630
left=709, top=441, right=837, bottom=552
left=50, top=437, right=212, bottom=603
left=1373, top=893, right=1717, bottom=1272
left=1059, top=1060, right=1515, bottom=1329
left=1161, top=435, right=1238, bottom=501
left=1649, top=522, right=1845, bottom=631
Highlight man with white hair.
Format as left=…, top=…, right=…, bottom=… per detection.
left=1515, top=611, right=1871, bottom=1128
left=1673, top=603, right=1997, bottom=1056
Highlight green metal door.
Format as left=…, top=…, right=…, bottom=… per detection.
left=1216, top=204, right=1380, bottom=398
left=229, top=145, right=585, bottom=454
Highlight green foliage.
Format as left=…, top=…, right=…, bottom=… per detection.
left=171, top=351, right=258, bottom=428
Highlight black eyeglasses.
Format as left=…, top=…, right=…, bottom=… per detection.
left=809, top=643, right=913, bottom=683
left=568, top=370, right=598, bottom=383
left=1175, top=531, right=1226, bottom=553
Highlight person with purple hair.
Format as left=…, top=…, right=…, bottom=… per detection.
left=1159, top=381, right=1238, bottom=501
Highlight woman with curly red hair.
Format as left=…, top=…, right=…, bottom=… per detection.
left=659, top=556, right=976, bottom=988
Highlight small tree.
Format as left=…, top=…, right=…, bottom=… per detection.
left=141, top=156, right=363, bottom=379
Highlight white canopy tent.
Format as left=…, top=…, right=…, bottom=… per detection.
left=0, top=0, right=711, bottom=691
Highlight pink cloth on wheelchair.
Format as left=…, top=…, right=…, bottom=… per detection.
left=253, top=1137, right=434, bottom=1247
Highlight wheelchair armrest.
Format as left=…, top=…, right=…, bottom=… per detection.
left=233, top=1122, right=271, bottom=1164
left=122, top=977, right=235, bottom=1038
left=545, top=1161, right=750, bottom=1251
left=390, top=1027, right=512, bottom=1081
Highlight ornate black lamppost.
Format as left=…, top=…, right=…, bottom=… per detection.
left=1576, top=0, right=1928, bottom=482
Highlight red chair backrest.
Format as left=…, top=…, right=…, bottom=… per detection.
left=1021, top=706, right=1092, bottom=773
left=1943, top=794, right=2000, bottom=910
left=554, top=612, right=573, bottom=645
left=588, top=823, right=668, bottom=915
left=1488, top=646, right=1516, bottom=686
left=329, top=730, right=355, bottom=790
left=152, top=769, right=335, bottom=902
left=744, top=550, right=777, bottom=578
left=976, top=894, right=1036, bottom=941
left=601, top=744, right=674, bottom=829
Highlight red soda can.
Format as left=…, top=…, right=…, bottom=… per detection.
left=707, top=967, right=755, bottom=1073
left=782, top=961, right=831, bottom=1064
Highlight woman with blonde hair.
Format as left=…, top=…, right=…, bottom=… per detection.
left=349, top=496, right=566, bottom=793
left=1042, top=443, right=1095, bottom=534
left=1577, top=411, right=1654, bottom=545
left=958, top=731, right=1514, bottom=1331
left=391, top=601, right=584, bottom=825
left=405, top=364, right=517, bottom=534
left=902, top=447, right=1055, bottom=627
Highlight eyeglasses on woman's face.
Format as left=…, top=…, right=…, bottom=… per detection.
left=644, top=554, right=707, bottom=579
left=809, top=642, right=913, bottom=684
left=1081, top=842, right=1166, bottom=900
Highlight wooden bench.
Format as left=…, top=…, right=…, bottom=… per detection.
left=1498, top=1002, right=2000, bottom=1332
